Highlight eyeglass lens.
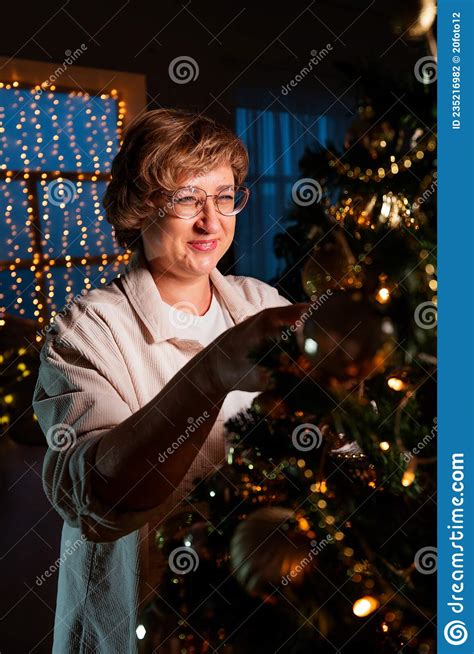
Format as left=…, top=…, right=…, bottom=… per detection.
left=172, top=186, right=247, bottom=218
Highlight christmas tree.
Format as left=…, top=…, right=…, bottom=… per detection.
left=137, top=65, right=437, bottom=654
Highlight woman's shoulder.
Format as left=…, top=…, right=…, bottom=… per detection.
left=42, top=278, right=127, bottom=346
left=220, top=273, right=292, bottom=308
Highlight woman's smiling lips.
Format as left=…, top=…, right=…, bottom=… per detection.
left=187, top=239, right=219, bottom=251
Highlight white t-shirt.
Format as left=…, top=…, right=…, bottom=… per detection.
left=148, top=287, right=260, bottom=592
left=166, top=284, right=234, bottom=347
left=166, top=286, right=259, bottom=426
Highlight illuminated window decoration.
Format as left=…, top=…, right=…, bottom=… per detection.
left=0, top=82, right=128, bottom=339
left=0, top=83, right=120, bottom=172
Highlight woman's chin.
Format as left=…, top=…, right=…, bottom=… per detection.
left=184, top=254, right=220, bottom=276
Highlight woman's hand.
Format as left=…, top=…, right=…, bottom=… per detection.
left=203, top=303, right=310, bottom=394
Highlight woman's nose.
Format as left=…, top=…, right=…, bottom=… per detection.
left=194, top=199, right=222, bottom=232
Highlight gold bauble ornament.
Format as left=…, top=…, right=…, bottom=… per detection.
left=302, top=242, right=363, bottom=297
left=230, top=507, right=314, bottom=599
left=295, top=290, right=386, bottom=382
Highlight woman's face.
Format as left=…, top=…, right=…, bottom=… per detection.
left=141, top=164, right=237, bottom=279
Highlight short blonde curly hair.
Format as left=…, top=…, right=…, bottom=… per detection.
left=103, top=108, right=249, bottom=251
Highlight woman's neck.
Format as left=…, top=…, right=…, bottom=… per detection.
left=148, top=266, right=213, bottom=316
left=137, top=239, right=214, bottom=315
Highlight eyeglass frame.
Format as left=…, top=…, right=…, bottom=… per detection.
left=156, top=184, right=250, bottom=220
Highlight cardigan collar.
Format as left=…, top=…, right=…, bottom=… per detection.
left=120, top=242, right=257, bottom=344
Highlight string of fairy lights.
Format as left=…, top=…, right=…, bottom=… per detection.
left=328, top=136, right=436, bottom=182
left=0, top=81, right=130, bottom=340
left=0, top=81, right=123, bottom=170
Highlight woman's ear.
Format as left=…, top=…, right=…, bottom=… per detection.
left=146, top=191, right=169, bottom=221
left=149, top=190, right=162, bottom=208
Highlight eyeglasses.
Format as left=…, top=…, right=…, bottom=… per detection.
left=157, top=185, right=250, bottom=220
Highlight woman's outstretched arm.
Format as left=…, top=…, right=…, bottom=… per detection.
left=90, top=344, right=226, bottom=511
left=91, top=303, right=308, bottom=513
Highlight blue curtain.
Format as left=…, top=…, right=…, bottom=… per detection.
left=234, top=108, right=332, bottom=281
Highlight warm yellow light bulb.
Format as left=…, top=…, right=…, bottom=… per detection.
left=387, top=377, right=407, bottom=391
left=376, top=287, right=390, bottom=304
left=353, top=596, right=380, bottom=617
left=298, top=517, right=310, bottom=532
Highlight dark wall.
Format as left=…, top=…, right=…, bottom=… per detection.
left=1, top=0, right=424, bottom=126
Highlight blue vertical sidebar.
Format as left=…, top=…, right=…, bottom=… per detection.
left=438, top=1, right=474, bottom=652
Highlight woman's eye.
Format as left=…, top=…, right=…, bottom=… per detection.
left=176, top=196, right=196, bottom=204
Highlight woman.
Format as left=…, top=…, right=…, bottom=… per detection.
left=33, top=108, right=308, bottom=653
